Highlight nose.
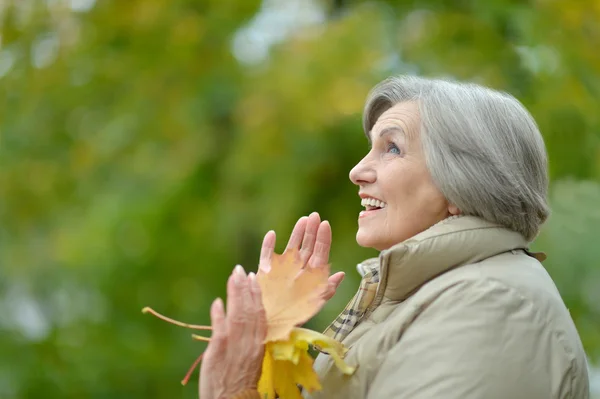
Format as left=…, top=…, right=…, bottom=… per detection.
left=349, top=154, right=376, bottom=186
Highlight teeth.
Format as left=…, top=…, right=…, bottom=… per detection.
left=361, top=198, right=387, bottom=208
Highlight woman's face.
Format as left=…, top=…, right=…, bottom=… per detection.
left=349, top=101, right=458, bottom=251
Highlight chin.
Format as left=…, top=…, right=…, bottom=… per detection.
left=356, top=230, right=387, bottom=251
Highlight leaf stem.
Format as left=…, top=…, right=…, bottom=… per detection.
left=191, top=334, right=211, bottom=342
left=142, top=307, right=213, bottom=330
left=181, top=352, right=205, bottom=386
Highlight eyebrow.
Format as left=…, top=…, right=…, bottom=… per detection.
left=368, top=126, right=406, bottom=143
left=380, top=126, right=406, bottom=138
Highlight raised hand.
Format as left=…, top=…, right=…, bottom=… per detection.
left=199, top=266, right=267, bottom=399
left=258, top=212, right=345, bottom=301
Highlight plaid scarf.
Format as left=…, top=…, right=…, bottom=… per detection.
left=323, top=259, right=380, bottom=342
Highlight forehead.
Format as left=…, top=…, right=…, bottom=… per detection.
left=369, top=101, right=420, bottom=140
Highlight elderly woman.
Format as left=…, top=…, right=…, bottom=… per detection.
left=198, top=76, right=590, bottom=399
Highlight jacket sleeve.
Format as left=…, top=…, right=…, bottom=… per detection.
left=366, top=278, right=582, bottom=399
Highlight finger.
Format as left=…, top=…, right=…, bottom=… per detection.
left=299, top=212, right=321, bottom=265
left=233, top=272, right=264, bottom=375
left=307, top=220, right=332, bottom=268
left=259, top=230, right=276, bottom=273
left=284, top=216, right=308, bottom=252
left=226, top=265, right=251, bottom=339
left=322, top=272, right=345, bottom=301
left=329, top=271, right=345, bottom=287
left=248, top=272, right=267, bottom=346
left=246, top=273, right=267, bottom=382
left=205, top=298, right=227, bottom=358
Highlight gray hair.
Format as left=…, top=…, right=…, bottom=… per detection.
left=363, top=76, right=549, bottom=241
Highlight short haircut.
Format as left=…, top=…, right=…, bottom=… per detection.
left=363, top=76, right=549, bottom=241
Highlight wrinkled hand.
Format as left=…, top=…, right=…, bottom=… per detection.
left=199, top=266, right=267, bottom=399
left=259, top=212, right=345, bottom=301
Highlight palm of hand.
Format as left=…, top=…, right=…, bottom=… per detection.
left=258, top=212, right=345, bottom=301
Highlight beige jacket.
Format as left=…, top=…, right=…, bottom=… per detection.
left=309, top=216, right=590, bottom=399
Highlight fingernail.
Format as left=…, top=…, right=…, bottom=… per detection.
left=213, top=298, right=224, bottom=315
left=234, top=265, right=245, bottom=284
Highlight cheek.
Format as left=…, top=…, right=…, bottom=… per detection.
left=388, top=168, right=440, bottom=208
left=381, top=164, right=419, bottom=198
left=383, top=179, right=445, bottom=231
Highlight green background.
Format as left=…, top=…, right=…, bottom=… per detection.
left=1, top=0, right=599, bottom=397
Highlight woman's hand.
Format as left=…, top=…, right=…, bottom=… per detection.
left=199, top=266, right=267, bottom=399
left=259, top=212, right=345, bottom=301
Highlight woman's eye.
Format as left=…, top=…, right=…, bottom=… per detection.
left=386, top=142, right=401, bottom=155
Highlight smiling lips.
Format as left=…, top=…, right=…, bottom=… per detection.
left=359, top=196, right=387, bottom=219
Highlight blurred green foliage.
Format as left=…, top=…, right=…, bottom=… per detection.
left=1, top=0, right=599, bottom=397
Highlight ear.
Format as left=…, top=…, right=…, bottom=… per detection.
left=448, top=203, right=461, bottom=216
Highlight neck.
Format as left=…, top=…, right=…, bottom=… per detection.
left=429, top=214, right=463, bottom=230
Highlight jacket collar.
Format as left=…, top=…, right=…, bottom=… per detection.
left=367, top=216, right=530, bottom=308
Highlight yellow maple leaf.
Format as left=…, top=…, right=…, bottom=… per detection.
left=257, top=249, right=330, bottom=342
left=254, top=250, right=355, bottom=398
left=142, top=249, right=356, bottom=397
left=258, top=327, right=356, bottom=399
